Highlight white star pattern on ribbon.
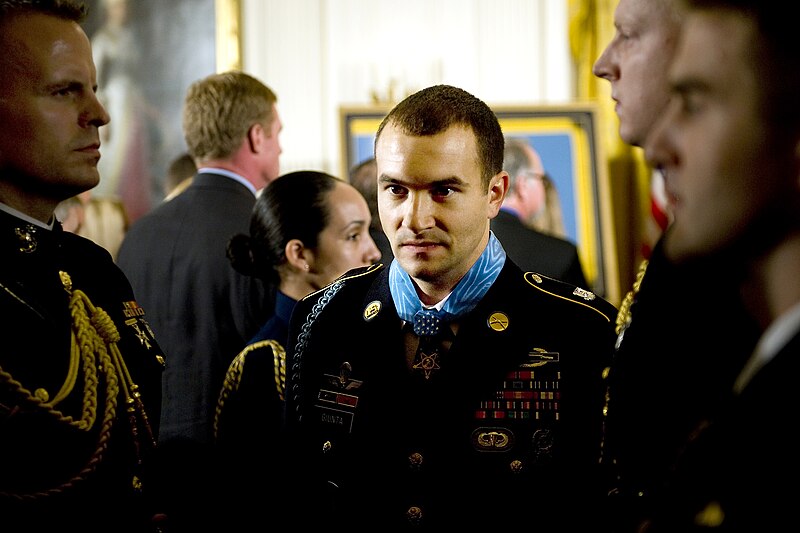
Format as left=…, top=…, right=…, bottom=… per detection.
left=413, top=309, right=442, bottom=336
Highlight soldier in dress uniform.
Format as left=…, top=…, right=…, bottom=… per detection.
left=0, top=1, right=164, bottom=531
left=213, top=170, right=380, bottom=530
left=592, top=2, right=759, bottom=530
left=638, top=1, right=800, bottom=530
left=283, top=84, right=618, bottom=530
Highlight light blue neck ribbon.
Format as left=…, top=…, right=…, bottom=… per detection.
left=390, top=232, right=506, bottom=336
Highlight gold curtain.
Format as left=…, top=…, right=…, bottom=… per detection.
left=568, top=0, right=653, bottom=300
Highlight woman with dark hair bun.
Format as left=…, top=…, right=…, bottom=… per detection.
left=213, top=170, right=380, bottom=526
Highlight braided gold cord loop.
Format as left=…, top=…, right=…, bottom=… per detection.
left=602, top=259, right=649, bottom=468
left=0, top=270, right=155, bottom=501
left=214, top=350, right=246, bottom=441
left=43, top=336, right=80, bottom=407
left=272, top=342, right=286, bottom=402
left=214, top=340, right=286, bottom=441
left=615, top=259, right=648, bottom=335
left=90, top=307, right=122, bottom=344
left=70, top=289, right=101, bottom=430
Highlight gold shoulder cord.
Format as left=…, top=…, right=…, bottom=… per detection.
left=600, top=259, right=648, bottom=470
left=0, top=271, right=155, bottom=501
left=615, top=259, right=648, bottom=335
left=213, top=340, right=285, bottom=441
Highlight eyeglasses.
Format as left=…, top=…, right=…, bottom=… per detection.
left=522, top=170, right=545, bottom=182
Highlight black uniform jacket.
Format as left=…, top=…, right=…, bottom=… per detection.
left=603, top=237, right=759, bottom=532
left=0, top=210, right=164, bottom=532
left=644, top=331, right=799, bottom=532
left=284, top=259, right=617, bottom=530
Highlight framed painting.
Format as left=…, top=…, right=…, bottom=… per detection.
left=80, top=0, right=235, bottom=221
left=340, top=103, right=619, bottom=303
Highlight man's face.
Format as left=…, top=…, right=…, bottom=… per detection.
left=519, top=144, right=547, bottom=220
left=376, top=123, right=505, bottom=299
left=0, top=13, right=110, bottom=216
left=593, top=0, right=682, bottom=147
left=645, top=11, right=776, bottom=263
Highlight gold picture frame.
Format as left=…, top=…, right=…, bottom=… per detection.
left=215, top=0, right=242, bottom=72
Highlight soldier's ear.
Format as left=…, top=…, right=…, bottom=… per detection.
left=489, top=171, right=509, bottom=217
left=285, top=239, right=309, bottom=272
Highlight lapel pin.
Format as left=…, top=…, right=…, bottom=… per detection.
left=363, top=300, right=381, bottom=321
left=487, top=312, right=509, bottom=332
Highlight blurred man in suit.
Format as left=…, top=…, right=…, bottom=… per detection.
left=491, top=137, right=588, bottom=287
left=117, top=70, right=281, bottom=531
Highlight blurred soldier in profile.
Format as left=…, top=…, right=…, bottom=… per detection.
left=641, top=0, right=800, bottom=529
left=593, top=0, right=759, bottom=529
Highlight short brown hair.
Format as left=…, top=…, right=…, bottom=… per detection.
left=374, top=84, right=504, bottom=189
left=0, top=0, right=87, bottom=23
left=182, top=70, right=277, bottom=161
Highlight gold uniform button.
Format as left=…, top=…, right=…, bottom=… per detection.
left=509, top=459, right=523, bottom=474
left=695, top=501, right=725, bottom=527
left=408, top=452, right=423, bottom=469
left=406, top=506, right=423, bottom=524
left=322, top=440, right=332, bottom=453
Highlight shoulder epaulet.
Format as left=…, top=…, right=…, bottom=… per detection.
left=300, top=262, right=384, bottom=302
left=523, top=271, right=617, bottom=323
left=214, top=340, right=285, bottom=440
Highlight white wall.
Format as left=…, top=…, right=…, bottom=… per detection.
left=241, top=0, right=572, bottom=177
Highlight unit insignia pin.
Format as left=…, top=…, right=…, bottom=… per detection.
left=15, top=224, right=38, bottom=253
left=363, top=300, right=381, bottom=321
left=572, top=287, right=596, bottom=301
